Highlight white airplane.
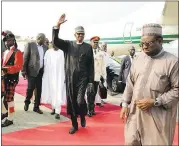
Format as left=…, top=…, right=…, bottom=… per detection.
left=163, top=40, right=178, bottom=57
left=84, top=2, right=178, bottom=55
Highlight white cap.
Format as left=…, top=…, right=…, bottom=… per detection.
left=142, top=23, right=162, bottom=36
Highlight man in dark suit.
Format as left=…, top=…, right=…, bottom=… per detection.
left=21, top=33, right=48, bottom=114
left=118, top=46, right=135, bottom=93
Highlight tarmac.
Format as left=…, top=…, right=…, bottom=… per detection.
left=2, top=90, right=178, bottom=134
left=2, top=92, right=123, bottom=134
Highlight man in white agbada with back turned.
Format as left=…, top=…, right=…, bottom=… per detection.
left=41, top=46, right=66, bottom=119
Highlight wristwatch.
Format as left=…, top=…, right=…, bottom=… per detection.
left=154, top=100, right=160, bottom=106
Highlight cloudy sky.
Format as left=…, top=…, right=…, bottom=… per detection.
left=2, top=2, right=163, bottom=40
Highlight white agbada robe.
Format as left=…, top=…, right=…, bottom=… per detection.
left=85, top=50, right=107, bottom=104
left=41, top=49, right=66, bottom=114
left=95, top=50, right=108, bottom=103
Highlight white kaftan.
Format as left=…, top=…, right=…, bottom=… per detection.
left=41, top=49, right=66, bottom=114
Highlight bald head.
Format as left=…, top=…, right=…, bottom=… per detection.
left=36, top=33, right=45, bottom=40
left=36, top=33, right=46, bottom=45
left=128, top=46, right=135, bottom=51
left=101, top=42, right=107, bottom=52
left=129, top=46, right=135, bottom=57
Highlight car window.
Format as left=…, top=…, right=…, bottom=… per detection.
left=108, top=57, right=120, bottom=66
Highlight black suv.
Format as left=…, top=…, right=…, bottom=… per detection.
left=106, top=57, right=121, bottom=92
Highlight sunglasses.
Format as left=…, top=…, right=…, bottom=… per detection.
left=4, top=37, right=14, bottom=42
left=76, top=33, right=84, bottom=36
left=94, top=42, right=99, bottom=44
left=139, top=39, right=157, bottom=47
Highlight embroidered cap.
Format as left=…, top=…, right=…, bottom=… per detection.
left=75, top=26, right=85, bottom=33
left=142, top=23, right=162, bottom=36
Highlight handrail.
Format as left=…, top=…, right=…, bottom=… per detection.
left=123, top=22, right=134, bottom=43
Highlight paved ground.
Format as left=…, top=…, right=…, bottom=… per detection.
left=2, top=91, right=178, bottom=134
left=2, top=92, right=123, bottom=134
left=2, top=93, right=69, bottom=134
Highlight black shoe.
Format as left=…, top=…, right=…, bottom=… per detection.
left=55, top=114, right=60, bottom=120
left=24, top=103, right=29, bottom=111
left=101, top=100, right=107, bottom=104
left=87, top=112, right=92, bottom=117
left=80, top=117, right=86, bottom=127
left=51, top=109, right=55, bottom=115
left=92, top=111, right=96, bottom=115
left=1, top=92, right=5, bottom=98
left=96, top=103, right=103, bottom=107
left=33, top=108, right=43, bottom=114
left=120, top=102, right=122, bottom=107
left=1, top=112, right=8, bottom=120
left=69, top=127, right=78, bottom=134
left=2, top=119, right=13, bottom=127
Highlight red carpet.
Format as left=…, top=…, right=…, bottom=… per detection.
left=2, top=77, right=177, bottom=145
left=2, top=111, right=178, bottom=145
left=15, top=77, right=120, bottom=117
left=2, top=111, right=124, bottom=145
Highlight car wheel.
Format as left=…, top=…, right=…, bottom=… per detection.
left=112, top=77, right=118, bottom=92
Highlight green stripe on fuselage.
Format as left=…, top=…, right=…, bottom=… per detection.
left=96, top=40, right=173, bottom=44
left=85, top=34, right=178, bottom=41
left=84, top=34, right=178, bottom=44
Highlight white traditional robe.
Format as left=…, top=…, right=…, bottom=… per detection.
left=95, top=86, right=102, bottom=103
left=103, top=51, right=110, bottom=67
left=93, top=49, right=106, bottom=81
left=85, top=50, right=108, bottom=104
left=94, top=49, right=107, bottom=103
left=122, top=50, right=178, bottom=145
left=96, top=51, right=109, bottom=103
left=41, top=49, right=66, bottom=114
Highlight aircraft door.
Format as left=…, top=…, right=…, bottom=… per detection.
left=123, top=22, right=134, bottom=43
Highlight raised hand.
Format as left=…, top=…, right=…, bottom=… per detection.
left=56, top=13, right=67, bottom=28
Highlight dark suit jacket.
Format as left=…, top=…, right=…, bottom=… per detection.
left=22, top=41, right=48, bottom=77
left=118, top=55, right=132, bottom=84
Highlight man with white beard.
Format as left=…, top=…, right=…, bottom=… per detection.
left=41, top=46, right=66, bottom=119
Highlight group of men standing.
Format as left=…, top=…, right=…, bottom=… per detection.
left=1, top=13, right=178, bottom=145
left=1, top=14, right=109, bottom=134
